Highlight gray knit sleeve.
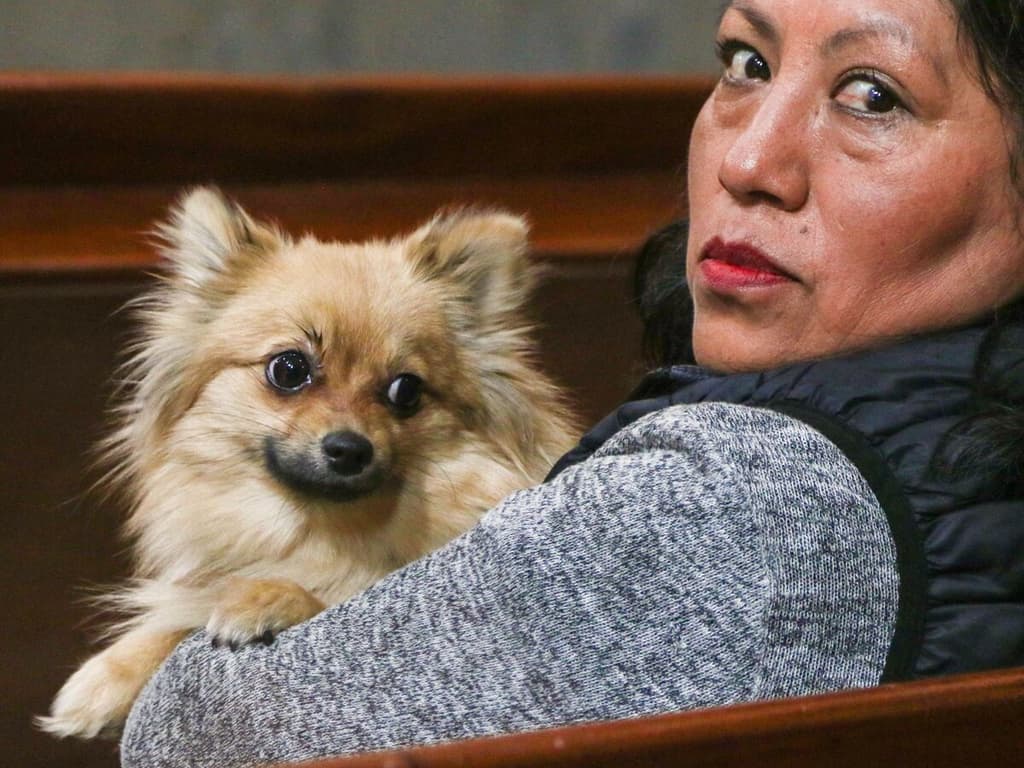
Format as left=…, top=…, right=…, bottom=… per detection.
left=120, top=403, right=898, bottom=767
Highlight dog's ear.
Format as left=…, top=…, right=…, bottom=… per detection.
left=157, top=186, right=282, bottom=293
left=118, top=188, right=283, bottom=447
left=407, top=209, right=536, bottom=324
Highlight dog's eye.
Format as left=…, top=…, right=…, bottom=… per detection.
left=386, top=373, right=423, bottom=414
left=267, top=350, right=313, bottom=392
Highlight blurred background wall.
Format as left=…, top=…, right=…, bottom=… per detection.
left=0, top=0, right=722, bottom=74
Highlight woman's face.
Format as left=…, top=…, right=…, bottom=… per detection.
left=687, top=0, right=1024, bottom=372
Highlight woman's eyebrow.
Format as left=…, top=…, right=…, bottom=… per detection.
left=821, top=18, right=948, bottom=84
left=822, top=18, right=911, bottom=55
left=722, top=3, right=948, bottom=85
left=720, top=1, right=779, bottom=45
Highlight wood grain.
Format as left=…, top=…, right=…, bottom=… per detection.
left=0, top=175, right=684, bottom=281
left=14, top=73, right=1018, bottom=768
left=4, top=74, right=702, bottom=768
left=0, top=73, right=713, bottom=186
left=296, top=666, right=1024, bottom=768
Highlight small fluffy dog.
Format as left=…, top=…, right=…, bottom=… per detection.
left=39, top=188, right=578, bottom=739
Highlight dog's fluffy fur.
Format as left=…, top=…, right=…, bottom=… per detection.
left=39, top=188, right=578, bottom=739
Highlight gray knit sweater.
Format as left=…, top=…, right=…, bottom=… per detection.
left=120, top=403, right=899, bottom=767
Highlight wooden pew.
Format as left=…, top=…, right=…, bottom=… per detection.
left=0, top=73, right=701, bottom=768
left=4, top=74, right=1020, bottom=768
left=298, top=666, right=1024, bottom=767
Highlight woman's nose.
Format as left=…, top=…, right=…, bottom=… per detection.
left=717, top=85, right=811, bottom=211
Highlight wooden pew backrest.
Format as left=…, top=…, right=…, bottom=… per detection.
left=2, top=73, right=709, bottom=768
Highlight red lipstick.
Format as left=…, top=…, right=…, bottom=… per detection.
left=698, top=238, right=796, bottom=291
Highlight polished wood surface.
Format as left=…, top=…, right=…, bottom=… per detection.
left=3, top=283, right=132, bottom=768
left=0, top=175, right=682, bottom=280
left=3, top=73, right=703, bottom=768
left=298, top=666, right=1024, bottom=768
left=0, top=73, right=712, bottom=185
left=13, top=73, right=1019, bottom=768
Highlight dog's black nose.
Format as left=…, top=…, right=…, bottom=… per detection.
left=321, top=431, right=374, bottom=476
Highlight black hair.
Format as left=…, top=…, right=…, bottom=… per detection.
left=936, top=299, right=1024, bottom=492
left=939, top=1, right=1024, bottom=485
left=949, top=0, right=1024, bottom=185
left=631, top=220, right=694, bottom=369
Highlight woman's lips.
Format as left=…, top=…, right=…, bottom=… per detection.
left=698, top=237, right=797, bottom=291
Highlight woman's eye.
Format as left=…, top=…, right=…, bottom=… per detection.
left=720, top=44, right=771, bottom=83
left=834, top=78, right=902, bottom=115
left=386, top=373, right=423, bottom=414
left=266, top=350, right=313, bottom=392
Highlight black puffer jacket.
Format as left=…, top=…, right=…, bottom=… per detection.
left=550, top=316, right=1024, bottom=679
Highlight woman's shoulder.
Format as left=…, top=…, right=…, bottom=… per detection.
left=569, top=399, right=891, bottom=557
left=588, top=400, right=898, bottom=693
left=596, top=401, right=866, bottom=475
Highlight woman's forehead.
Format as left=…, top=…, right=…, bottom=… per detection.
left=718, top=0, right=955, bottom=40
left=718, top=0, right=957, bottom=77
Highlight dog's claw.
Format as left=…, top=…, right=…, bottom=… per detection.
left=211, top=630, right=276, bottom=650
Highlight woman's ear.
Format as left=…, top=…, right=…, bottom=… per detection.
left=157, top=186, right=282, bottom=295
left=406, top=209, right=537, bottom=325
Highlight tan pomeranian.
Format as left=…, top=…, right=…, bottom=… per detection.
left=38, top=188, right=578, bottom=740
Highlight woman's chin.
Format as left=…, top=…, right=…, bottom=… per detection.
left=692, top=322, right=815, bottom=374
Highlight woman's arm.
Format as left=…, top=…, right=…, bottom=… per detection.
left=121, top=403, right=898, bottom=767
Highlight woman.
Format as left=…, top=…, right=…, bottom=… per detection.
left=121, top=1, right=1024, bottom=765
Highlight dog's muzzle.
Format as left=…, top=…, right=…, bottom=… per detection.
left=264, top=432, right=383, bottom=502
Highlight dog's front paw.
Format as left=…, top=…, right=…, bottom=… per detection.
left=37, top=651, right=131, bottom=740
left=37, top=628, right=187, bottom=740
left=207, top=577, right=325, bottom=649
